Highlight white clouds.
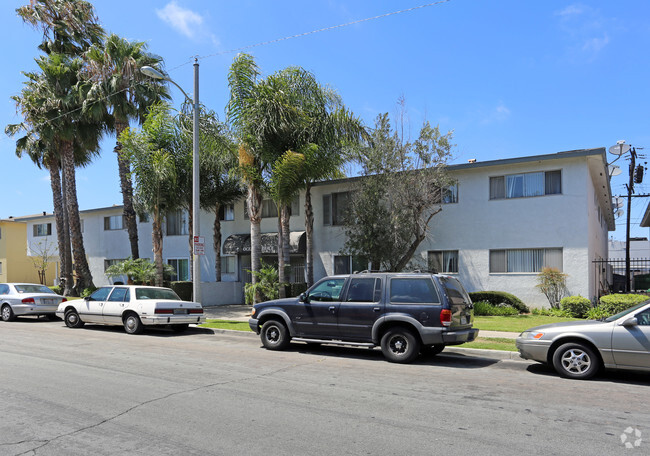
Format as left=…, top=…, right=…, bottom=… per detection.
left=156, top=1, right=219, bottom=45
left=582, top=34, right=609, bottom=53
left=556, top=5, right=585, bottom=17
left=555, top=3, right=611, bottom=61
left=481, top=102, right=511, bottom=125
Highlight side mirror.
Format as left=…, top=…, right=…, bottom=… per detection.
left=621, top=317, right=638, bottom=327
left=299, top=292, right=309, bottom=303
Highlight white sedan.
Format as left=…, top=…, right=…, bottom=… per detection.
left=56, top=285, right=206, bottom=334
left=1, top=283, right=66, bottom=321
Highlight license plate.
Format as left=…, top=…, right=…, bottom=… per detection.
left=173, top=309, right=187, bottom=315
left=42, top=298, right=55, bottom=305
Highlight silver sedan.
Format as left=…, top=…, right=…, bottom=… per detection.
left=517, top=301, right=650, bottom=379
left=0, top=283, right=66, bottom=321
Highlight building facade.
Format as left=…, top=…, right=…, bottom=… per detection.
left=1, top=217, right=57, bottom=284
left=21, top=148, right=614, bottom=307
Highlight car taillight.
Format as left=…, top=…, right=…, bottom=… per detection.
left=22, top=298, right=35, bottom=304
left=189, top=308, right=203, bottom=314
left=155, top=309, right=173, bottom=314
left=440, top=309, right=452, bottom=327
left=62, top=298, right=67, bottom=302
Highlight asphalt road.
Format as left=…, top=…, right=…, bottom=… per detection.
left=1, top=319, right=649, bottom=456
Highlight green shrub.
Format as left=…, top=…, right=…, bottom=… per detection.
left=49, top=286, right=62, bottom=295
left=244, top=262, right=280, bottom=305
left=585, top=306, right=610, bottom=320
left=560, top=295, right=592, bottom=318
left=599, top=294, right=648, bottom=315
left=473, top=300, right=519, bottom=316
left=530, top=307, right=573, bottom=318
left=468, top=291, right=529, bottom=314
left=171, top=281, right=193, bottom=301
left=81, top=286, right=97, bottom=298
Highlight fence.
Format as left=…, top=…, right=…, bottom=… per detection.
left=593, top=258, right=650, bottom=300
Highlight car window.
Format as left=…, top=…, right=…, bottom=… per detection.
left=389, top=278, right=440, bottom=304
left=14, top=284, right=55, bottom=294
left=605, top=302, right=649, bottom=322
left=439, top=277, right=470, bottom=306
left=89, top=287, right=112, bottom=301
left=108, top=287, right=129, bottom=302
left=0, top=284, right=9, bottom=295
left=635, top=309, right=650, bottom=326
left=308, top=278, right=345, bottom=302
left=346, top=278, right=378, bottom=302
left=135, top=288, right=181, bottom=300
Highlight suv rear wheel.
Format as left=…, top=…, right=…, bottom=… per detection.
left=261, top=319, right=290, bottom=350
left=381, top=328, right=420, bottom=363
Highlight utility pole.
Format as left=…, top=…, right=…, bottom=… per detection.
left=625, top=147, right=637, bottom=292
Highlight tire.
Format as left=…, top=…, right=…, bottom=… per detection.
left=381, top=328, right=420, bottom=363
left=260, top=319, right=290, bottom=350
left=552, top=342, right=601, bottom=380
left=421, top=344, right=445, bottom=356
left=123, top=313, right=144, bottom=335
left=1, top=304, right=15, bottom=322
left=64, top=309, right=84, bottom=328
left=171, top=324, right=189, bottom=332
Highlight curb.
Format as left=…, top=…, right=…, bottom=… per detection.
left=202, top=327, right=527, bottom=362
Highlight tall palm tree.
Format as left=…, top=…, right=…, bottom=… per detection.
left=84, top=34, right=170, bottom=259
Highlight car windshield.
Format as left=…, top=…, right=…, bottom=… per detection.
left=14, top=284, right=55, bottom=294
left=135, top=288, right=181, bottom=300
left=605, top=301, right=650, bottom=322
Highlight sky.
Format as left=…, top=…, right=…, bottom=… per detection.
left=1, top=0, right=649, bottom=240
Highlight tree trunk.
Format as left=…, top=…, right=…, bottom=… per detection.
left=115, top=120, right=139, bottom=259
left=248, top=184, right=263, bottom=302
left=47, top=159, right=72, bottom=293
left=60, top=167, right=73, bottom=296
left=152, top=207, right=164, bottom=286
left=280, top=203, right=291, bottom=297
left=277, top=208, right=285, bottom=299
left=214, top=203, right=222, bottom=282
left=304, top=183, right=314, bottom=286
left=60, top=139, right=94, bottom=293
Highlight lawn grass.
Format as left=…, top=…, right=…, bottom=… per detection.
left=473, top=315, right=580, bottom=333
left=462, top=337, right=517, bottom=352
left=200, top=319, right=252, bottom=331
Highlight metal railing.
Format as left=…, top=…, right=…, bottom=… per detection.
left=593, top=258, right=650, bottom=299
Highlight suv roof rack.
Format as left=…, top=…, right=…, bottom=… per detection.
left=354, top=270, right=383, bottom=274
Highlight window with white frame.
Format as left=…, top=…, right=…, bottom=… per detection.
left=428, top=250, right=459, bottom=273
left=221, top=256, right=236, bottom=274
left=219, top=204, right=235, bottom=221
left=33, top=223, right=52, bottom=237
left=261, top=199, right=278, bottom=218
left=334, top=255, right=368, bottom=274
left=323, top=192, right=350, bottom=226
left=166, top=210, right=188, bottom=236
left=437, top=183, right=458, bottom=204
left=104, top=215, right=124, bottom=230
left=104, top=259, right=126, bottom=272
left=489, top=248, right=563, bottom=273
left=167, top=258, right=190, bottom=281
left=489, top=170, right=561, bottom=200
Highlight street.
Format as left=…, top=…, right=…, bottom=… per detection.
left=1, top=319, right=648, bottom=455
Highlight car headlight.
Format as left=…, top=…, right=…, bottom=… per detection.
left=520, top=331, right=545, bottom=340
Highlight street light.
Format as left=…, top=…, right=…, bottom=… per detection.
left=141, top=60, right=202, bottom=304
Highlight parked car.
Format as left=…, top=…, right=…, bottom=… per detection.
left=516, top=301, right=650, bottom=379
left=248, top=272, right=478, bottom=363
left=56, top=285, right=205, bottom=334
left=1, top=283, right=66, bottom=321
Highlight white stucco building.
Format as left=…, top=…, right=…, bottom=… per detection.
left=20, top=148, right=614, bottom=307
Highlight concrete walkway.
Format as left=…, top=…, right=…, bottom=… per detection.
left=202, top=305, right=520, bottom=339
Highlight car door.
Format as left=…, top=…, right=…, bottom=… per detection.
left=338, top=276, right=383, bottom=342
left=81, top=287, right=113, bottom=323
left=293, top=277, right=345, bottom=338
left=611, top=307, right=650, bottom=368
left=102, top=287, right=130, bottom=325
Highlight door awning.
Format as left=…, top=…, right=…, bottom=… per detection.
left=223, top=231, right=306, bottom=255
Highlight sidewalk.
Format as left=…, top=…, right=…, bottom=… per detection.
left=201, top=305, right=520, bottom=339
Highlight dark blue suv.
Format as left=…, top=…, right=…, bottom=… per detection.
left=248, top=272, right=478, bottom=363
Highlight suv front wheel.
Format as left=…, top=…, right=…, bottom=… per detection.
left=381, top=328, right=420, bottom=363
left=261, top=319, right=290, bottom=350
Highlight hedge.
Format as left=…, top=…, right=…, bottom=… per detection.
left=171, top=281, right=193, bottom=301
left=468, top=291, right=529, bottom=314
left=473, top=300, right=519, bottom=316
left=560, top=295, right=591, bottom=318
left=597, top=293, right=648, bottom=316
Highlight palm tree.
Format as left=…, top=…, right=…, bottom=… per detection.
left=84, top=34, right=170, bottom=259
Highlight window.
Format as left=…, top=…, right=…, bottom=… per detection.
left=139, top=213, right=150, bottom=223
left=33, top=223, right=52, bottom=237
left=291, top=196, right=300, bottom=216
left=436, top=183, right=458, bottom=204
left=262, top=199, right=278, bottom=218
left=108, top=287, right=129, bottom=302
left=168, top=258, right=190, bottom=281
left=104, top=259, right=126, bottom=272
left=104, top=215, right=124, bottom=230
left=0, top=227, right=2, bottom=239
left=323, top=192, right=350, bottom=226
left=0, top=262, right=3, bottom=275
left=221, top=256, right=236, bottom=274
left=334, top=255, right=368, bottom=275
left=166, top=210, right=188, bottom=236
left=345, top=278, right=379, bottom=303
left=439, top=276, right=470, bottom=306
left=219, top=204, right=235, bottom=221
left=389, top=278, right=440, bottom=304
left=489, top=248, right=563, bottom=273
left=308, top=278, right=345, bottom=302
left=88, top=287, right=112, bottom=301
left=0, top=283, right=8, bottom=294
left=489, top=170, right=561, bottom=200
left=428, top=250, right=459, bottom=273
